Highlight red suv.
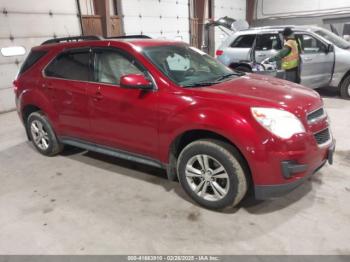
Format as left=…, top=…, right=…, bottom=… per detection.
left=14, top=35, right=335, bottom=210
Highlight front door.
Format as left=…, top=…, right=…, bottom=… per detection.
left=86, top=47, right=159, bottom=158
left=296, top=33, right=335, bottom=88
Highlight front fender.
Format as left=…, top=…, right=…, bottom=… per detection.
left=158, top=104, right=262, bottom=166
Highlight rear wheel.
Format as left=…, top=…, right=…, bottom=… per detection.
left=340, top=74, right=350, bottom=100
left=177, top=139, right=248, bottom=210
left=27, top=111, right=63, bottom=156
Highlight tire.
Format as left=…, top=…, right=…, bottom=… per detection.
left=177, top=139, right=248, bottom=210
left=340, top=75, right=350, bottom=100
left=27, top=111, right=63, bottom=156
left=233, top=65, right=251, bottom=73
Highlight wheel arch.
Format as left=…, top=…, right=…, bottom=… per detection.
left=166, top=129, right=253, bottom=188
left=22, top=104, right=42, bottom=140
left=229, top=62, right=252, bottom=72
left=19, top=88, right=58, bottom=135
left=338, top=69, right=350, bottom=98
left=338, top=69, right=350, bottom=88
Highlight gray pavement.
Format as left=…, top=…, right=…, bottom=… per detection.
left=0, top=90, right=349, bottom=255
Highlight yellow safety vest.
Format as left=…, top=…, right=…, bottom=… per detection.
left=282, top=39, right=299, bottom=70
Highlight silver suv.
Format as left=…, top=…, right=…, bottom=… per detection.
left=216, top=25, right=350, bottom=99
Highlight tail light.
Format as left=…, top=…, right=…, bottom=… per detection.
left=216, top=50, right=224, bottom=56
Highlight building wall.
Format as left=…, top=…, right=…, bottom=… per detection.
left=0, top=0, right=247, bottom=113
left=256, top=0, right=350, bottom=19
left=253, top=0, right=350, bottom=36
left=214, top=0, right=246, bottom=50
left=0, top=0, right=81, bottom=112
left=120, top=0, right=190, bottom=43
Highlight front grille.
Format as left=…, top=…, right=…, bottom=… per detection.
left=307, top=108, right=325, bottom=122
left=314, top=128, right=331, bottom=145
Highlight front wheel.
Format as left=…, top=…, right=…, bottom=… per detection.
left=340, top=75, right=350, bottom=100
left=177, top=139, right=248, bottom=210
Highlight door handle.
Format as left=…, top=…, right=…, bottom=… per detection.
left=303, top=57, right=312, bottom=61
left=93, top=90, right=103, bottom=101
left=42, top=83, right=54, bottom=89
left=257, top=54, right=267, bottom=57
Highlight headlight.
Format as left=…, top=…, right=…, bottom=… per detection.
left=251, top=107, right=305, bottom=139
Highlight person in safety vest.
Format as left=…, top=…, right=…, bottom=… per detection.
left=263, top=27, right=301, bottom=83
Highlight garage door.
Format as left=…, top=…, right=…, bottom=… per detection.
left=121, top=0, right=190, bottom=43
left=214, top=0, right=246, bottom=50
left=0, top=0, right=81, bottom=113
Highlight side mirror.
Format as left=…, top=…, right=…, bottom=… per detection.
left=326, top=44, right=334, bottom=53
left=120, top=74, right=153, bottom=90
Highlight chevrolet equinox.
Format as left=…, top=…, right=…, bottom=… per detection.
left=14, top=36, right=335, bottom=210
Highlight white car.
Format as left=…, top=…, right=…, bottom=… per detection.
left=216, top=25, right=350, bottom=99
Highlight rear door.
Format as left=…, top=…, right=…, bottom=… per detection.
left=296, top=33, right=334, bottom=88
left=43, top=48, right=91, bottom=139
left=254, top=33, right=283, bottom=63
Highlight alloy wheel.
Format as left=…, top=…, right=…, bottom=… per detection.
left=30, top=120, right=50, bottom=150
left=185, top=154, right=230, bottom=201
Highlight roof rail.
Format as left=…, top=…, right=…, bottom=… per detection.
left=106, top=35, right=152, bottom=39
left=41, top=35, right=152, bottom=46
left=41, top=35, right=102, bottom=45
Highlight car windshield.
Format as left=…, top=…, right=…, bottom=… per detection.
left=314, top=29, right=350, bottom=49
left=142, top=45, right=240, bottom=87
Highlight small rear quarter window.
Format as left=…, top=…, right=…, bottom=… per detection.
left=19, top=50, right=47, bottom=76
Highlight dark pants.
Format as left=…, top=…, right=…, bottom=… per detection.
left=284, top=67, right=300, bottom=84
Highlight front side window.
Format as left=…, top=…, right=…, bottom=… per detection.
left=94, top=49, right=145, bottom=85
left=297, top=34, right=327, bottom=54
left=45, top=51, right=90, bottom=81
left=231, top=35, right=256, bottom=48
left=256, top=34, right=282, bottom=51
left=143, top=45, right=235, bottom=87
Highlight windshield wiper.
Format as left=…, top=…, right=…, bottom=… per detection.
left=182, top=81, right=220, bottom=88
left=214, top=72, right=244, bottom=82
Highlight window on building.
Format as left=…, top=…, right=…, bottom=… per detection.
left=1, top=46, right=26, bottom=57
left=109, top=0, right=119, bottom=16
left=79, top=0, right=95, bottom=15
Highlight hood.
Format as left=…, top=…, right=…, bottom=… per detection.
left=190, top=73, right=323, bottom=117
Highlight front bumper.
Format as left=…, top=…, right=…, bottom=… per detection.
left=254, top=140, right=335, bottom=199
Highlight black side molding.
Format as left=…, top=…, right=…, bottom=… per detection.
left=59, top=137, right=164, bottom=169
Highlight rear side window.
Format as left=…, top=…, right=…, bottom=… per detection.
left=231, top=35, right=256, bottom=48
left=19, top=50, right=47, bottom=75
left=45, top=51, right=91, bottom=81
left=256, top=34, right=282, bottom=51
